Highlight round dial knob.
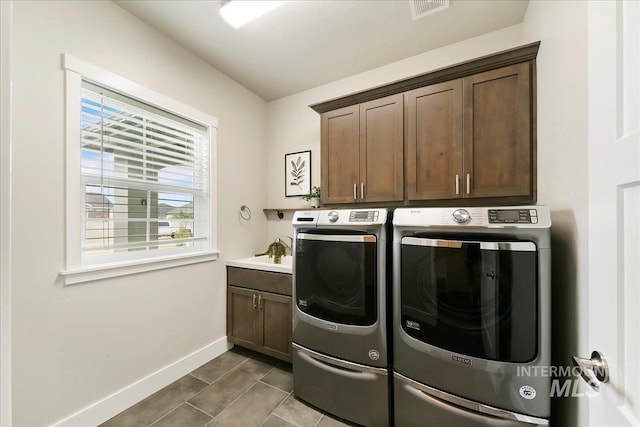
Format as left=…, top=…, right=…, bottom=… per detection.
left=327, top=211, right=339, bottom=223
left=452, top=209, right=471, bottom=224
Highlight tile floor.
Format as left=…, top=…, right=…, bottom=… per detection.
left=100, top=346, right=357, bottom=427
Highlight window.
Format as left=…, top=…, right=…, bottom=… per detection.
left=62, top=55, right=218, bottom=284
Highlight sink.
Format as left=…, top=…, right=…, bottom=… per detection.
left=226, top=255, right=292, bottom=274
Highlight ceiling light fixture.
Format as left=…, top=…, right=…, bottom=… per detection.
left=219, top=0, right=288, bottom=29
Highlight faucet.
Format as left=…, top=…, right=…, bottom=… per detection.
left=278, top=236, right=293, bottom=255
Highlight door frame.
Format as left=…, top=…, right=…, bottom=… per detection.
left=0, top=1, right=12, bottom=426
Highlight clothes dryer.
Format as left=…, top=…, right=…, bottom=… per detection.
left=393, top=206, right=551, bottom=426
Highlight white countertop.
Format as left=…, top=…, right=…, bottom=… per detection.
left=226, top=255, right=292, bottom=274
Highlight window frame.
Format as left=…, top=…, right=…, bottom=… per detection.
left=60, top=54, right=219, bottom=285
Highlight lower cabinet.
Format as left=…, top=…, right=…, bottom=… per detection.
left=226, top=267, right=292, bottom=362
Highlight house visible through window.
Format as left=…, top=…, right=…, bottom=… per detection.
left=80, top=82, right=211, bottom=262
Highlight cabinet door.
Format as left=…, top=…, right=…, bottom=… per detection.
left=463, top=63, right=532, bottom=198
left=406, top=80, right=463, bottom=201
left=257, top=292, right=292, bottom=362
left=321, top=105, right=360, bottom=204
left=359, top=93, right=404, bottom=202
left=227, top=286, right=257, bottom=350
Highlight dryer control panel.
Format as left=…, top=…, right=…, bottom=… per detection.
left=488, top=208, right=539, bottom=224
left=393, top=206, right=551, bottom=229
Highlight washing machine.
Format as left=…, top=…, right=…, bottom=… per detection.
left=292, top=208, right=391, bottom=427
left=393, top=206, right=551, bottom=426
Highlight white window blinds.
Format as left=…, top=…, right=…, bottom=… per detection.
left=80, top=82, right=211, bottom=261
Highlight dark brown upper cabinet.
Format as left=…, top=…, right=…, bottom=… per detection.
left=462, top=63, right=532, bottom=199
left=406, top=80, right=463, bottom=201
left=407, top=62, right=533, bottom=201
left=313, top=42, right=539, bottom=207
left=321, top=93, right=403, bottom=205
left=320, top=105, right=359, bottom=205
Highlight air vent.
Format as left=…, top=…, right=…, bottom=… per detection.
left=410, top=0, right=450, bottom=20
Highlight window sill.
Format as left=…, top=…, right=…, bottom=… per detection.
left=60, top=250, right=221, bottom=285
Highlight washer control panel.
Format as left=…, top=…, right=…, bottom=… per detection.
left=488, top=208, right=539, bottom=224
left=349, top=210, right=380, bottom=222
left=304, top=209, right=387, bottom=226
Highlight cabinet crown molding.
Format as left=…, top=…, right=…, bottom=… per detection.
left=309, top=41, right=540, bottom=114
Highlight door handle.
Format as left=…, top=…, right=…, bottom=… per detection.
left=572, top=351, right=609, bottom=392
left=361, top=182, right=365, bottom=200
left=353, top=183, right=357, bottom=200
left=466, top=173, right=471, bottom=195
left=258, top=295, right=263, bottom=310
left=252, top=294, right=257, bottom=310
left=455, top=174, right=460, bottom=195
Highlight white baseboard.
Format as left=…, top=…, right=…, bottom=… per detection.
left=50, top=337, right=232, bottom=427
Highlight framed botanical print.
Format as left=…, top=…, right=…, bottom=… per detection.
left=285, top=150, right=311, bottom=197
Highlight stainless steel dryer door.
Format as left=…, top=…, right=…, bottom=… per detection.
left=295, top=231, right=377, bottom=326
left=400, top=236, right=538, bottom=363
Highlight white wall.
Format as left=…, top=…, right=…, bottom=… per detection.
left=522, top=2, right=589, bottom=426
left=265, top=24, right=526, bottom=242
left=10, top=1, right=268, bottom=426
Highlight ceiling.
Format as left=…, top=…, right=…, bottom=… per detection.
left=115, top=0, right=530, bottom=101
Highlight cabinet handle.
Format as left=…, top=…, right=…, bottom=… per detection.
left=252, top=294, right=257, bottom=310
left=455, top=174, right=460, bottom=195
left=466, top=174, right=471, bottom=195
left=353, top=183, right=357, bottom=200
left=258, top=295, right=263, bottom=310
left=361, top=182, right=365, bottom=200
